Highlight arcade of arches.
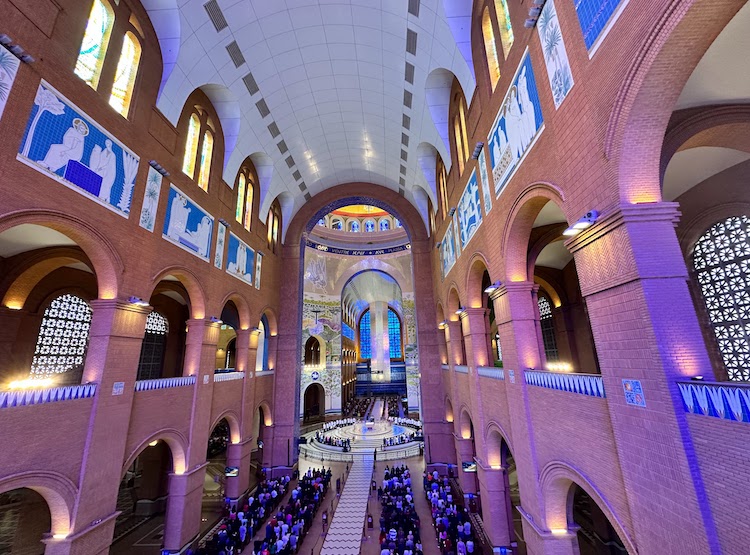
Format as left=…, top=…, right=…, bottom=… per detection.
left=0, top=1, right=749, bottom=554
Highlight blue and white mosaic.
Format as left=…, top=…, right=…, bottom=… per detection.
left=226, top=232, right=255, bottom=286
left=679, top=382, right=750, bottom=423
left=488, top=50, right=544, bottom=198
left=163, top=184, right=214, bottom=261
left=18, top=81, right=140, bottom=217
left=538, top=0, right=574, bottom=108
left=458, top=170, right=483, bottom=250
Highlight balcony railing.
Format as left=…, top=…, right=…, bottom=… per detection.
left=455, top=365, right=469, bottom=374
left=525, top=370, right=605, bottom=398
left=678, top=380, right=750, bottom=423
left=134, top=376, right=196, bottom=392
left=214, top=371, right=245, bottom=383
left=0, top=383, right=97, bottom=409
left=478, top=367, right=505, bottom=380
left=442, top=365, right=449, bottom=371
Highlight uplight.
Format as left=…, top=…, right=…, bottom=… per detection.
left=8, top=378, right=54, bottom=390
left=550, top=528, right=568, bottom=536
left=149, top=440, right=159, bottom=447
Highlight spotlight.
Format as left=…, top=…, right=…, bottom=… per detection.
left=128, top=296, right=149, bottom=307
left=484, top=280, right=502, bottom=294
left=219, top=218, right=230, bottom=227
left=564, top=210, right=599, bottom=236
left=148, top=160, right=170, bottom=177
left=691, top=375, right=705, bottom=381
left=471, top=142, right=484, bottom=160
left=455, top=306, right=465, bottom=316
left=0, top=34, right=12, bottom=46
left=210, top=317, right=223, bottom=324
left=448, top=207, right=456, bottom=217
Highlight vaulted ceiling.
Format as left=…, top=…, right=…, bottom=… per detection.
left=144, top=0, right=475, bottom=236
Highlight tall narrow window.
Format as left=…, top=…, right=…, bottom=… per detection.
left=235, top=174, right=246, bottom=223
left=197, top=131, right=213, bottom=191
left=454, top=117, right=465, bottom=175
left=267, top=202, right=281, bottom=252
left=482, top=8, right=501, bottom=90
left=437, top=158, right=448, bottom=220
left=380, top=219, right=390, bottom=231
left=108, top=32, right=141, bottom=116
left=359, top=311, right=371, bottom=360
left=459, top=101, right=470, bottom=162
left=693, top=216, right=750, bottom=381
left=538, top=296, right=559, bottom=362
left=30, top=294, right=92, bottom=380
left=494, top=0, right=514, bottom=57
left=388, top=308, right=402, bottom=359
left=244, top=178, right=254, bottom=231
left=137, top=312, right=168, bottom=380
left=183, top=114, right=201, bottom=178
left=75, top=0, right=114, bottom=89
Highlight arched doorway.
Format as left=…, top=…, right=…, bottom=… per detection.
left=303, top=382, right=325, bottom=422
left=0, top=488, right=51, bottom=553
left=571, top=484, right=626, bottom=555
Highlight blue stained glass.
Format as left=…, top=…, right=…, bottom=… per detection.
left=342, top=322, right=355, bottom=341
left=574, top=0, right=624, bottom=50
left=359, top=311, right=371, bottom=359
left=388, top=309, right=401, bottom=359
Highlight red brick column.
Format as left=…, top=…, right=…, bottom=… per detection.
left=460, top=308, right=489, bottom=468
left=162, top=317, right=220, bottom=551
left=225, top=439, right=253, bottom=501
left=567, top=202, right=718, bottom=554
left=454, top=435, right=477, bottom=495
left=476, top=463, right=512, bottom=550
left=489, top=283, right=547, bottom=542
left=48, top=300, right=149, bottom=554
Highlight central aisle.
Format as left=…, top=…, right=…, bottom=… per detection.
left=320, top=455, right=374, bottom=554
left=370, top=398, right=384, bottom=420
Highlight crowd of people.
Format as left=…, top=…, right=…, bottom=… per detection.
left=389, top=417, right=422, bottom=430
left=322, top=417, right=356, bottom=431
left=344, top=396, right=372, bottom=417
left=313, top=431, right=352, bottom=451
left=423, top=471, right=476, bottom=554
left=194, top=466, right=332, bottom=554
left=382, top=432, right=416, bottom=447
left=377, top=464, right=424, bottom=555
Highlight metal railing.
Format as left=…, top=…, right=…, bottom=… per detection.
left=299, top=443, right=422, bottom=463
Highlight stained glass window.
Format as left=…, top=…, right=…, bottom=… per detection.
left=183, top=114, right=201, bottom=178
left=359, top=311, right=371, bottom=359
left=380, top=219, right=390, bottom=231
left=693, top=216, right=750, bottom=381
left=395, top=219, right=402, bottom=228
left=494, top=0, right=514, bottom=58
left=332, top=219, right=342, bottom=230
left=137, top=312, right=168, bottom=380
left=482, top=8, right=501, bottom=90
left=198, top=131, right=213, bottom=191
left=75, top=0, right=114, bottom=89
left=30, top=294, right=92, bottom=379
left=388, top=308, right=402, bottom=359
left=350, top=221, right=360, bottom=232
left=236, top=174, right=246, bottom=223
left=318, top=219, right=326, bottom=226
left=437, top=159, right=448, bottom=219
left=108, top=32, right=141, bottom=116
left=454, top=117, right=465, bottom=175
left=538, top=296, right=559, bottom=362
left=365, top=220, right=375, bottom=232
left=244, top=178, right=254, bottom=231
left=459, top=102, right=470, bottom=161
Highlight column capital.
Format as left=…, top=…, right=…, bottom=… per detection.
left=566, top=201, right=681, bottom=254
left=90, top=298, right=152, bottom=315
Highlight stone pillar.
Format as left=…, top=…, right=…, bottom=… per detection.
left=162, top=317, right=220, bottom=551
left=476, top=463, right=512, bottom=550
left=0, top=307, right=37, bottom=380
left=565, top=202, right=718, bottom=554
left=490, top=283, right=548, bottom=540
left=454, top=436, right=477, bottom=495
left=48, top=300, right=150, bottom=554
left=225, top=439, right=253, bottom=502
left=460, top=308, right=491, bottom=508
left=369, top=301, right=390, bottom=381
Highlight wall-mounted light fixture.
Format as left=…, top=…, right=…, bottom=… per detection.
left=563, top=210, right=599, bottom=236
left=691, top=375, right=705, bottom=381
left=483, top=280, right=502, bottom=294
left=128, top=296, right=149, bottom=307
left=448, top=207, right=457, bottom=217
left=0, top=35, right=35, bottom=63
left=148, top=160, right=170, bottom=177
left=210, top=316, right=223, bottom=324
left=435, top=241, right=442, bottom=250
left=219, top=218, right=230, bottom=227
left=471, top=142, right=485, bottom=160
left=523, top=1, right=548, bottom=28
left=455, top=306, right=465, bottom=316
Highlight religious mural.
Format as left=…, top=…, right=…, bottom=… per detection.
left=488, top=50, right=544, bottom=198
left=440, top=220, right=458, bottom=278
left=162, top=184, right=214, bottom=261
left=214, top=221, right=227, bottom=269
left=457, top=170, right=482, bottom=249
left=226, top=232, right=254, bottom=285
left=478, top=150, right=492, bottom=216
left=18, top=81, right=140, bottom=217
left=0, top=48, right=20, bottom=121
left=139, top=167, right=163, bottom=232
left=538, top=0, right=574, bottom=108
left=255, top=252, right=263, bottom=289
